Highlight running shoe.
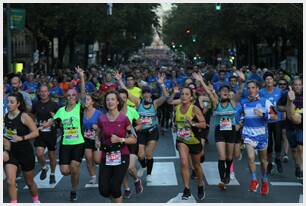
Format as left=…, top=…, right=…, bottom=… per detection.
left=198, top=185, right=205, bottom=200
left=70, top=191, right=77, bottom=201
left=282, top=155, right=289, bottom=163
left=137, top=167, right=147, bottom=177
left=134, top=179, right=143, bottom=194
left=295, top=167, right=303, bottom=180
left=89, top=176, right=97, bottom=184
left=123, top=189, right=132, bottom=199
left=218, top=181, right=226, bottom=190
left=33, top=200, right=41, bottom=203
left=40, top=166, right=49, bottom=180
left=260, top=181, right=269, bottom=196
left=146, top=174, right=153, bottom=183
left=267, top=162, right=273, bottom=175
left=181, top=188, right=191, bottom=200
left=275, top=158, right=283, bottom=173
left=49, top=174, right=56, bottom=184
left=224, top=174, right=230, bottom=184
left=249, top=180, right=258, bottom=192
left=191, top=170, right=197, bottom=180
left=230, top=172, right=235, bottom=180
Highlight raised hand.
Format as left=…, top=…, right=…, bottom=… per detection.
left=288, top=86, right=295, bottom=101
left=236, top=69, right=245, bottom=82
left=75, top=66, right=84, bottom=76
left=192, top=72, right=203, bottom=82
left=114, top=70, right=122, bottom=81
left=157, top=72, right=166, bottom=84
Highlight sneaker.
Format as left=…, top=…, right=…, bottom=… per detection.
left=230, top=172, right=235, bottom=180
left=198, top=185, right=205, bottom=200
left=282, top=155, right=289, bottom=163
left=218, top=181, right=226, bottom=190
left=146, top=174, right=153, bottom=183
left=89, top=176, right=97, bottom=184
left=137, top=167, right=147, bottom=177
left=70, top=191, right=77, bottom=201
left=123, top=189, right=132, bottom=199
left=33, top=200, right=41, bottom=203
left=49, top=174, right=56, bottom=184
left=295, top=167, right=303, bottom=180
left=40, top=167, right=49, bottom=180
left=181, top=188, right=191, bottom=200
left=275, top=158, right=283, bottom=173
left=191, top=170, right=197, bottom=180
left=224, top=174, right=230, bottom=184
left=267, top=162, right=273, bottom=175
left=249, top=180, right=258, bottom=192
left=260, top=181, right=269, bottom=196
left=134, top=179, right=143, bottom=194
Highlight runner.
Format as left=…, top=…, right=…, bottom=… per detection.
left=135, top=73, right=168, bottom=182
left=193, top=70, right=245, bottom=190
left=168, top=85, right=206, bottom=200
left=259, top=72, right=283, bottom=174
left=32, top=85, right=59, bottom=184
left=96, top=90, right=137, bottom=203
left=277, top=78, right=303, bottom=179
left=118, top=89, right=144, bottom=199
left=52, top=66, right=86, bottom=201
left=4, top=92, right=40, bottom=203
left=83, top=93, right=103, bottom=185
left=240, top=80, right=278, bottom=196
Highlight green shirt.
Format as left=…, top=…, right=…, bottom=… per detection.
left=126, top=106, right=140, bottom=123
left=127, top=87, right=142, bottom=107
left=54, top=102, right=84, bottom=145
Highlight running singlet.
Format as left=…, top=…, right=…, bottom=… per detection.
left=138, top=100, right=158, bottom=130
left=259, top=87, right=282, bottom=122
left=175, top=104, right=200, bottom=145
left=54, top=102, right=84, bottom=145
left=83, top=109, right=102, bottom=140
left=241, top=97, right=273, bottom=148
left=214, top=101, right=236, bottom=130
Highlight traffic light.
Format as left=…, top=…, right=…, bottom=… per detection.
left=216, top=3, right=221, bottom=11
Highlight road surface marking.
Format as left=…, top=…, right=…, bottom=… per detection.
left=202, top=162, right=240, bottom=185
left=270, top=182, right=302, bottom=186
left=167, top=193, right=196, bottom=203
left=85, top=183, right=98, bottom=188
left=147, top=162, right=178, bottom=186
left=24, top=166, right=63, bottom=189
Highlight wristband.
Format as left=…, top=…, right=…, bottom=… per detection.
left=160, top=83, right=165, bottom=87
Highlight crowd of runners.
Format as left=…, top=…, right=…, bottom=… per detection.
left=3, top=62, right=303, bottom=203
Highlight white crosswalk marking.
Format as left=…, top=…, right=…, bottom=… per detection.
left=24, top=166, right=63, bottom=189
left=299, top=194, right=303, bottom=203
left=85, top=183, right=98, bottom=188
left=167, top=193, right=196, bottom=203
left=270, top=182, right=303, bottom=186
left=202, top=162, right=240, bottom=185
left=146, top=162, right=178, bottom=186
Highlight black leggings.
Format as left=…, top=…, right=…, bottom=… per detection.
left=98, top=155, right=129, bottom=198
left=267, top=122, right=282, bottom=154
left=158, top=102, right=172, bottom=128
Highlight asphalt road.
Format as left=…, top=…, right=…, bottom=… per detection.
left=3, top=128, right=303, bottom=203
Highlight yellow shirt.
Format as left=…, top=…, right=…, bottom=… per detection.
left=127, top=87, right=142, bottom=107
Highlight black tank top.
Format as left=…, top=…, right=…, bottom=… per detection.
left=4, top=112, right=30, bottom=143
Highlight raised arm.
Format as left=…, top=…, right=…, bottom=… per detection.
left=114, top=71, right=140, bottom=106
left=154, top=73, right=169, bottom=109
left=192, top=72, right=218, bottom=108
left=75, top=66, right=86, bottom=105
left=234, top=69, right=246, bottom=101
left=167, top=86, right=181, bottom=105
left=286, top=86, right=302, bottom=124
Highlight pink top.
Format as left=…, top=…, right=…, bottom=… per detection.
left=98, top=112, right=130, bottom=158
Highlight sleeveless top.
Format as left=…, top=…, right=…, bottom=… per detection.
left=214, top=101, right=236, bottom=131
left=175, top=104, right=200, bottom=145
left=138, top=100, right=158, bottom=130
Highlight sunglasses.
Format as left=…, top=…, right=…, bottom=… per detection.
left=278, top=83, right=287, bottom=86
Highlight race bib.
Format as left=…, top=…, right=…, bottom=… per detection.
left=220, top=118, right=232, bottom=131
left=65, top=128, right=78, bottom=139
left=84, top=129, right=96, bottom=140
left=177, top=127, right=192, bottom=141
left=4, top=128, right=17, bottom=142
left=39, top=121, right=51, bottom=132
left=244, top=137, right=258, bottom=148
left=141, top=117, right=153, bottom=126
left=106, top=150, right=121, bottom=166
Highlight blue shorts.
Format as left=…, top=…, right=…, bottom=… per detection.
left=286, top=128, right=303, bottom=148
left=243, top=136, right=268, bottom=151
